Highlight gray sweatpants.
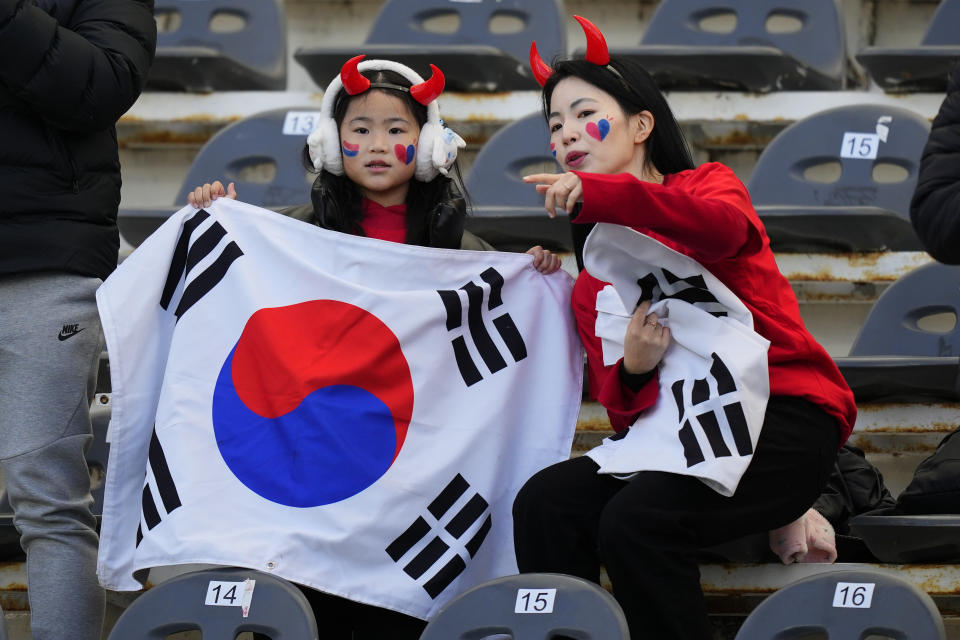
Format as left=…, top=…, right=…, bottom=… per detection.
left=0, top=272, right=105, bottom=640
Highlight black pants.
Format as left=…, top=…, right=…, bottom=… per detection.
left=513, top=396, right=840, bottom=640
left=296, top=587, right=427, bottom=640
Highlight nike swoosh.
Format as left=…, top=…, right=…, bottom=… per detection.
left=58, top=328, right=85, bottom=341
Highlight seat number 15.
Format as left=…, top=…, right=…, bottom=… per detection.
left=515, top=588, right=557, bottom=613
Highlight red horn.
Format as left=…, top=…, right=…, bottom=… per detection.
left=529, top=41, right=553, bottom=87
left=574, top=15, right=610, bottom=66
left=410, top=64, right=445, bottom=105
left=340, top=54, right=370, bottom=95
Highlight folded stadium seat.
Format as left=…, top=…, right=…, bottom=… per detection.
left=119, top=107, right=319, bottom=247
left=107, top=567, right=318, bottom=639
left=598, top=0, right=850, bottom=92
left=294, top=0, right=565, bottom=92
left=857, top=0, right=960, bottom=93
left=849, top=514, right=960, bottom=563
left=836, top=261, right=960, bottom=402
left=148, top=0, right=287, bottom=92
left=747, top=104, right=929, bottom=252
left=734, top=568, right=946, bottom=639
left=0, top=401, right=110, bottom=560
left=419, top=572, right=630, bottom=639
left=464, top=112, right=572, bottom=253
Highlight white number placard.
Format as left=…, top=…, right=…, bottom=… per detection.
left=205, top=578, right=256, bottom=617
left=515, top=588, right=557, bottom=614
left=282, top=111, right=322, bottom=136
left=840, top=133, right=880, bottom=160
left=205, top=580, right=244, bottom=606
left=832, top=582, right=875, bottom=608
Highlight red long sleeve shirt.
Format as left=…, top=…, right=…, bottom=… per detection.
left=571, top=163, right=856, bottom=444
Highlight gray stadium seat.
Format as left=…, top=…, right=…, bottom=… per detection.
left=734, top=568, right=946, bottom=639
left=464, top=113, right=571, bottom=253
left=604, top=0, right=849, bottom=92
left=149, top=0, right=287, bottom=92
left=835, top=262, right=960, bottom=402
left=294, top=0, right=565, bottom=92
left=850, top=514, right=960, bottom=563
left=0, top=402, right=110, bottom=560
left=857, top=0, right=960, bottom=93
left=119, top=107, right=318, bottom=247
left=107, top=567, right=318, bottom=639
left=748, top=104, right=928, bottom=252
left=419, top=572, right=630, bottom=640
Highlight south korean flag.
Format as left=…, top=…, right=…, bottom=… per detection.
left=583, top=223, right=770, bottom=496
left=95, top=199, right=582, bottom=619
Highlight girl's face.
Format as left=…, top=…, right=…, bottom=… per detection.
left=548, top=76, right=653, bottom=180
left=339, top=91, right=420, bottom=207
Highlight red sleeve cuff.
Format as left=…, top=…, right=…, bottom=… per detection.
left=597, top=358, right=659, bottom=432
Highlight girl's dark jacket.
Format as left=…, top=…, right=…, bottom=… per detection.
left=911, top=61, right=960, bottom=264
left=0, top=0, right=157, bottom=280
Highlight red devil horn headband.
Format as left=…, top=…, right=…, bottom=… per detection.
left=340, top=55, right=445, bottom=106
left=529, top=15, right=610, bottom=87
left=409, top=65, right=445, bottom=105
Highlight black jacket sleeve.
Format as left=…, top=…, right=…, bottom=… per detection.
left=813, top=445, right=897, bottom=534
left=911, top=61, right=960, bottom=263
left=0, top=0, right=156, bottom=132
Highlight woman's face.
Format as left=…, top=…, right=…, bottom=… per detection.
left=548, top=76, right=651, bottom=180
left=339, top=91, right=420, bottom=207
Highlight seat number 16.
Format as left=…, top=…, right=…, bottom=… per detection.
left=832, top=582, right=875, bottom=608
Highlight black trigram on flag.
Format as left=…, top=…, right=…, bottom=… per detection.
left=437, top=267, right=527, bottom=387
left=671, top=353, right=753, bottom=468
left=636, top=268, right=727, bottom=318
left=160, top=209, right=244, bottom=320
left=385, top=474, right=493, bottom=599
left=136, top=429, right=182, bottom=547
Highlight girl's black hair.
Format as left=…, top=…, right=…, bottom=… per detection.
left=301, top=68, right=468, bottom=246
left=541, top=57, right=695, bottom=176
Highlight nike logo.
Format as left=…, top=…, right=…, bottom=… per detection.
left=58, top=324, right=85, bottom=341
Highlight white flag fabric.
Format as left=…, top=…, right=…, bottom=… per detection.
left=582, top=223, right=770, bottom=496
left=95, top=199, right=582, bottom=619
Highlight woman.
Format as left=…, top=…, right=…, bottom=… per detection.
left=514, top=16, right=856, bottom=640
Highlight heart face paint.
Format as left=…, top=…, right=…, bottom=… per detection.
left=394, top=144, right=415, bottom=165
left=550, top=142, right=557, bottom=158
left=585, top=118, right=611, bottom=142
left=341, top=141, right=359, bottom=157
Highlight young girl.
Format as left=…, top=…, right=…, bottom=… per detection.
left=190, top=55, right=560, bottom=273
left=189, top=56, right=560, bottom=639
left=515, top=17, right=857, bottom=640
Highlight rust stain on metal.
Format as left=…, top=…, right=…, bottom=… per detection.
left=867, top=402, right=960, bottom=411
left=703, top=131, right=773, bottom=147
left=860, top=424, right=955, bottom=434
left=846, top=252, right=886, bottom=267
left=121, top=113, right=239, bottom=124
left=781, top=269, right=839, bottom=282
left=119, top=131, right=213, bottom=147
left=852, top=436, right=937, bottom=454
left=576, top=419, right=612, bottom=431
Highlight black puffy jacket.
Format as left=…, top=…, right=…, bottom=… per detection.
left=0, top=0, right=156, bottom=279
left=911, top=61, right=960, bottom=263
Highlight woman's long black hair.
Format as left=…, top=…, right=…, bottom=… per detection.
left=301, top=68, right=467, bottom=246
left=541, top=57, right=694, bottom=177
